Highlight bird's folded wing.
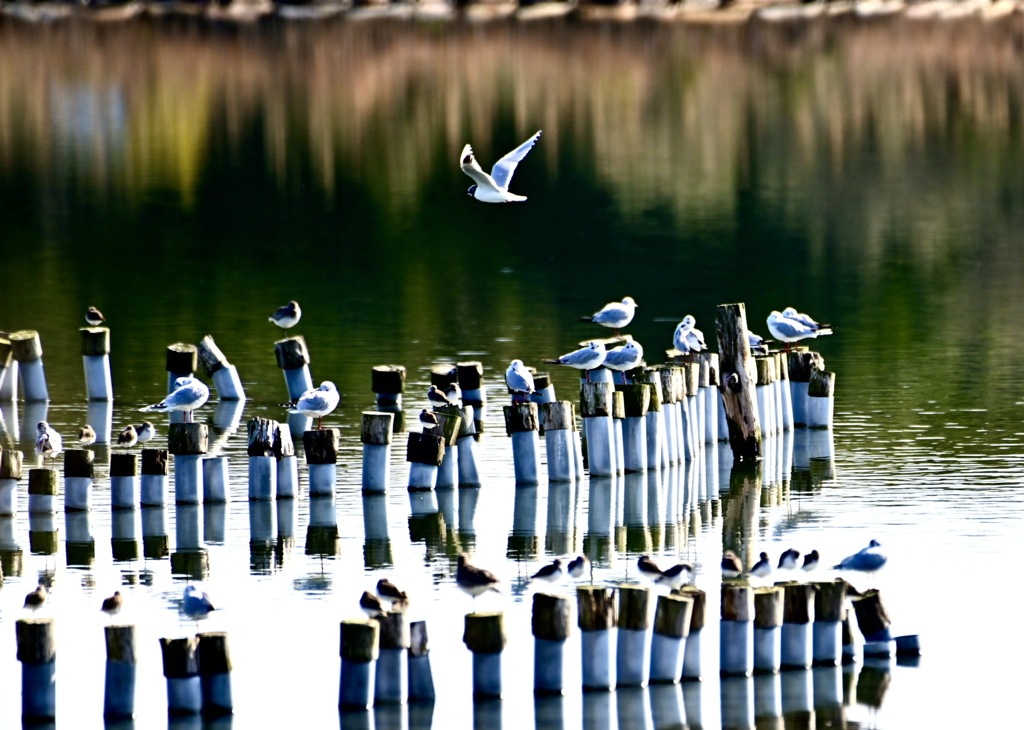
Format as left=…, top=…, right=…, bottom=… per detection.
left=491, top=130, right=541, bottom=192
left=460, top=144, right=497, bottom=189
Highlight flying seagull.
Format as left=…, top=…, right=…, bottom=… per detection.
left=460, top=130, right=542, bottom=203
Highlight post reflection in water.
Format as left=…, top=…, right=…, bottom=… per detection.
left=720, top=675, right=754, bottom=730
left=545, top=481, right=573, bottom=557
left=362, top=492, right=392, bottom=568
left=585, top=477, right=614, bottom=568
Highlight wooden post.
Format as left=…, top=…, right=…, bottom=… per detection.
left=753, top=587, right=784, bottom=674
left=458, top=360, right=486, bottom=436
left=374, top=612, right=410, bottom=705
left=577, top=585, right=617, bottom=690
left=456, top=403, right=481, bottom=487
left=541, top=401, right=576, bottom=483
left=303, top=428, right=340, bottom=497
left=699, top=353, right=719, bottom=444
left=503, top=403, right=540, bottom=485
left=27, top=468, right=57, bottom=514
left=715, top=303, right=762, bottom=462
left=340, top=620, right=379, bottom=710
left=17, top=618, right=57, bottom=721
left=720, top=583, right=754, bottom=676
left=659, top=368, right=679, bottom=466
left=274, top=426, right=298, bottom=499
left=532, top=593, right=571, bottom=695
left=780, top=582, right=815, bottom=669
left=637, top=369, right=664, bottom=470
left=529, top=371, right=556, bottom=407
left=680, top=363, right=700, bottom=461
left=274, top=336, right=313, bottom=403
left=0, top=449, right=23, bottom=516
left=63, top=448, right=94, bottom=512
left=110, top=453, right=139, bottom=510
left=140, top=448, right=168, bottom=506
left=104, top=625, right=136, bottom=719
left=406, top=432, right=444, bottom=491
left=812, top=580, right=847, bottom=666
left=408, top=620, right=435, bottom=702
left=619, top=384, right=649, bottom=473
left=851, top=589, right=893, bottom=644
left=787, top=349, right=824, bottom=427
left=434, top=404, right=463, bottom=488
left=169, top=423, right=208, bottom=504
left=165, top=343, right=198, bottom=422
left=463, top=612, right=505, bottom=699
left=581, top=381, right=615, bottom=477
left=754, top=357, right=775, bottom=439
left=196, top=632, right=233, bottom=715
left=616, top=584, right=651, bottom=687
left=0, top=334, right=15, bottom=400
left=807, top=369, right=836, bottom=429
left=81, top=327, right=113, bottom=401
left=775, top=353, right=793, bottom=431
left=10, top=330, right=48, bottom=401
left=649, top=593, right=693, bottom=684
left=361, top=411, right=394, bottom=494
left=246, top=417, right=279, bottom=500
left=676, top=585, right=706, bottom=680
left=160, top=636, right=201, bottom=715
left=372, top=364, right=406, bottom=408
left=197, top=334, right=245, bottom=400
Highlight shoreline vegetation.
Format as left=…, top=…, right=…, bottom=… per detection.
left=1, top=0, right=1022, bottom=25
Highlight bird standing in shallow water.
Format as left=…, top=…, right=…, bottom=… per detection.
left=456, top=554, right=501, bottom=610
left=269, top=300, right=301, bottom=329
left=101, top=591, right=123, bottom=620
left=530, top=558, right=564, bottom=585
left=24, top=584, right=47, bottom=612
left=182, top=585, right=215, bottom=623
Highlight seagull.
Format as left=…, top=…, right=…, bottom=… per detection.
left=360, top=590, right=386, bottom=619
left=290, top=381, right=340, bottom=429
left=24, top=584, right=47, bottom=612
left=182, top=585, right=215, bottom=622
left=581, top=297, right=637, bottom=337
left=801, top=550, right=820, bottom=572
left=505, top=359, right=536, bottom=403
left=637, top=554, right=664, bottom=583
left=567, top=555, right=590, bottom=581
left=419, top=408, right=440, bottom=433
left=456, top=553, right=501, bottom=609
left=655, top=562, right=695, bottom=590
left=778, top=548, right=801, bottom=571
left=748, top=331, right=773, bottom=356
left=766, top=310, right=831, bottom=350
left=136, top=421, right=156, bottom=443
left=35, top=421, right=63, bottom=463
left=543, top=341, right=607, bottom=382
left=722, top=550, right=743, bottom=580
left=78, top=424, right=97, bottom=447
left=782, top=307, right=833, bottom=336
left=376, top=579, right=409, bottom=611
left=427, top=384, right=453, bottom=410
left=141, top=376, right=210, bottom=423
left=101, top=591, right=123, bottom=619
left=530, top=558, right=564, bottom=585
left=444, top=382, right=463, bottom=409
left=750, top=552, right=772, bottom=580
left=117, top=424, right=138, bottom=448
left=833, top=540, right=887, bottom=573
left=603, top=341, right=644, bottom=382
left=672, top=316, right=707, bottom=355
left=85, top=306, right=105, bottom=327
left=269, top=300, right=302, bottom=329
left=460, top=130, right=542, bottom=203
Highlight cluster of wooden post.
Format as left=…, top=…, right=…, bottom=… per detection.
left=159, top=632, right=233, bottom=716
left=339, top=614, right=435, bottom=710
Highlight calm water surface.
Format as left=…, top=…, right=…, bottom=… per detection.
left=1, top=14, right=1023, bottom=729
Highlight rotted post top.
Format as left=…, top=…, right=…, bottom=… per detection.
left=165, top=342, right=198, bottom=374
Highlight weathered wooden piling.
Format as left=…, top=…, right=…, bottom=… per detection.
left=0, top=449, right=22, bottom=516
left=503, top=402, right=541, bottom=485
left=10, top=330, right=48, bottom=402
left=202, top=456, right=230, bottom=503
left=775, top=353, right=794, bottom=431
left=680, top=363, right=700, bottom=461
left=28, top=468, right=57, bottom=514
left=246, top=417, right=279, bottom=500
left=160, top=636, right=201, bottom=715
left=649, top=593, right=694, bottom=684
left=638, top=369, right=664, bottom=470
left=582, top=380, right=616, bottom=477
left=720, top=583, right=754, bottom=676
left=169, top=423, right=208, bottom=504
left=433, top=404, right=463, bottom=488
left=754, top=357, right=776, bottom=438
left=456, top=406, right=481, bottom=487
left=611, top=389, right=626, bottom=476
left=408, top=620, right=435, bottom=702
left=852, top=589, right=893, bottom=646
left=0, top=335, right=16, bottom=400
left=533, top=592, right=571, bottom=695
left=780, top=582, right=815, bottom=669
left=18, top=618, right=56, bottom=721
left=463, top=612, right=506, bottom=699
left=659, top=368, right=679, bottom=466
left=361, top=411, right=395, bottom=494
left=104, top=625, right=137, bottom=719
left=81, top=327, right=113, bottom=401
left=274, top=426, right=297, bottom=499
left=165, top=344, right=198, bottom=422
left=63, top=448, right=94, bottom=511
left=671, top=585, right=702, bottom=680
left=753, top=587, right=784, bottom=674
left=700, top=354, right=720, bottom=445
left=541, top=401, right=576, bottom=483
left=303, top=428, right=340, bottom=497
left=458, top=361, right=487, bottom=436
left=110, top=453, right=139, bottom=509
left=619, top=384, right=650, bottom=473
left=196, top=632, right=233, bottom=715
left=372, top=364, right=406, bottom=408
left=806, top=369, right=836, bottom=429
left=530, top=371, right=556, bottom=406
left=406, top=432, right=444, bottom=491
left=197, top=334, right=245, bottom=401
left=375, top=611, right=410, bottom=705
left=786, top=350, right=824, bottom=427
left=616, top=585, right=652, bottom=687
left=715, top=304, right=762, bottom=462
left=340, top=620, right=379, bottom=710
left=275, top=336, right=313, bottom=403
left=140, top=448, right=168, bottom=506
left=812, top=580, right=847, bottom=665
left=721, top=675, right=756, bottom=729
left=578, top=585, right=617, bottom=690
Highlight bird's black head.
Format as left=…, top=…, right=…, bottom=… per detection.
left=466, top=185, right=477, bottom=198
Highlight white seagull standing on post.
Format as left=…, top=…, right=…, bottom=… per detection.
left=141, top=376, right=210, bottom=423
left=603, top=341, right=644, bottom=382
left=581, top=296, right=637, bottom=337
left=672, top=315, right=707, bottom=355
left=35, top=421, right=63, bottom=463
left=543, top=341, right=607, bottom=382
left=291, top=381, right=340, bottom=430
left=505, top=359, right=536, bottom=402
left=460, top=130, right=542, bottom=203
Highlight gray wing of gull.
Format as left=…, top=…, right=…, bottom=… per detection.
left=491, top=130, right=542, bottom=192
left=771, top=317, right=815, bottom=340
left=506, top=367, right=535, bottom=393
left=296, top=390, right=337, bottom=415
left=558, top=347, right=605, bottom=369
left=460, top=144, right=499, bottom=192
left=590, top=302, right=630, bottom=327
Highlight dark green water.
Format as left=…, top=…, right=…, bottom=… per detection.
left=1, top=13, right=1022, bottom=729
